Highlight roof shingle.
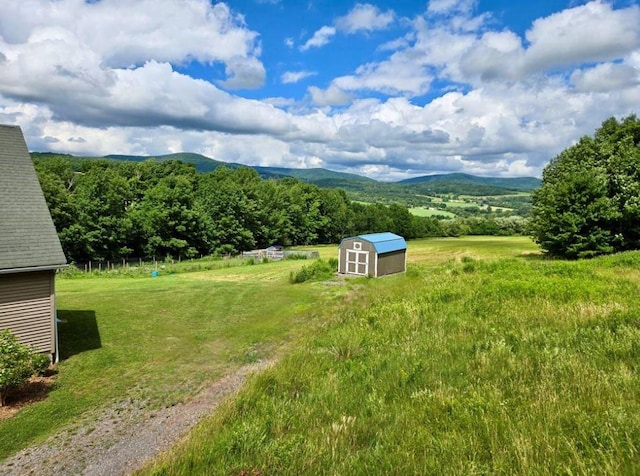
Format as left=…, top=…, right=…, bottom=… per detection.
left=0, top=125, right=67, bottom=272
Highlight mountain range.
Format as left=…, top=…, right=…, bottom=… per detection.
left=32, top=151, right=541, bottom=196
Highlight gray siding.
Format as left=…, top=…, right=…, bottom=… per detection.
left=377, top=250, right=406, bottom=277
left=0, top=271, right=55, bottom=353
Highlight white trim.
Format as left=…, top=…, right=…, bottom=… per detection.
left=374, top=252, right=378, bottom=278
left=0, top=264, right=68, bottom=275
left=404, top=246, right=407, bottom=273
left=345, top=249, right=369, bottom=276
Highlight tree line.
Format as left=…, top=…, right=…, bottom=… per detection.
left=35, top=157, right=527, bottom=263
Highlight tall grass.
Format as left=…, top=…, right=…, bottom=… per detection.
left=145, top=251, right=640, bottom=475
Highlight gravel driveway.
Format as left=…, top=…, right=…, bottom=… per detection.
left=0, top=360, right=272, bottom=476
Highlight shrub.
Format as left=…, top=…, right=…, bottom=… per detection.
left=327, top=257, right=338, bottom=270
left=31, top=353, right=52, bottom=377
left=286, top=253, right=309, bottom=260
left=289, top=259, right=336, bottom=284
left=0, top=330, right=46, bottom=405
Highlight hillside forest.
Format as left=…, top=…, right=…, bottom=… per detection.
left=34, top=157, right=528, bottom=263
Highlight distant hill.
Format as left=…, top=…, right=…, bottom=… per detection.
left=253, top=166, right=376, bottom=183
left=399, top=173, right=540, bottom=191
left=31, top=151, right=540, bottom=205
left=36, top=151, right=376, bottom=183
left=105, top=152, right=228, bottom=173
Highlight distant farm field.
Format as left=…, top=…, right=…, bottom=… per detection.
left=408, top=206, right=456, bottom=218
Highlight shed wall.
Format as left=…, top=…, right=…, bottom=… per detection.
left=0, top=271, right=55, bottom=353
left=339, top=239, right=375, bottom=275
left=377, top=250, right=406, bottom=277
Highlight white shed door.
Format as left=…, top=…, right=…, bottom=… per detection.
left=346, top=250, right=369, bottom=275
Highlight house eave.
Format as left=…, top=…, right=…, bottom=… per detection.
left=0, top=264, right=69, bottom=275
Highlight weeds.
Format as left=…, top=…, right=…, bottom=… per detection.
left=289, top=258, right=337, bottom=284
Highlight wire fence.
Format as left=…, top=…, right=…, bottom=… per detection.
left=65, top=249, right=320, bottom=276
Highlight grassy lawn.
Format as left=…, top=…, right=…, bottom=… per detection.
left=142, top=238, right=640, bottom=475
left=6, top=236, right=640, bottom=474
left=0, top=258, right=350, bottom=459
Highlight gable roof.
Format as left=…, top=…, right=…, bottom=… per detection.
left=343, top=232, right=407, bottom=254
left=0, top=125, right=67, bottom=273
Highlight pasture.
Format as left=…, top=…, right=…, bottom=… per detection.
left=3, top=236, right=640, bottom=475
left=408, top=206, right=457, bottom=218
left=144, top=238, right=640, bottom=475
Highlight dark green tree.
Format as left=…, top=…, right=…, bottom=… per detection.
left=196, top=169, right=256, bottom=254
left=71, top=165, right=134, bottom=261
left=132, top=174, right=207, bottom=260
left=530, top=115, right=640, bottom=258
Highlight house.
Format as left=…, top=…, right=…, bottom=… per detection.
left=0, top=125, right=67, bottom=360
left=338, top=232, right=407, bottom=277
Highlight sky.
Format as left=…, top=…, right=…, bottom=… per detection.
left=1, top=0, right=639, bottom=181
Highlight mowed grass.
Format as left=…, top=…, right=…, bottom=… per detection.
left=143, top=239, right=640, bottom=475
left=0, top=258, right=350, bottom=460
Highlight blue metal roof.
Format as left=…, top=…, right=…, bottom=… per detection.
left=343, top=232, right=407, bottom=254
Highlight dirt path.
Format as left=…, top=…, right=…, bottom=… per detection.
left=0, top=360, right=273, bottom=476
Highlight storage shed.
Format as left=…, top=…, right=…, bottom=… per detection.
left=0, top=125, right=67, bottom=359
left=338, top=232, right=407, bottom=277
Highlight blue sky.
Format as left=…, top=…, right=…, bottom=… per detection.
left=1, top=0, right=639, bottom=180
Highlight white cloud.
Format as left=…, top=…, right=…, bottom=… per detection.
left=459, top=30, right=524, bottom=82
left=284, top=37, right=294, bottom=48
left=218, top=57, right=266, bottom=90
left=2, top=0, right=640, bottom=181
left=300, top=26, right=336, bottom=51
left=30, top=1, right=256, bottom=64
left=378, top=33, right=415, bottom=52
left=0, top=0, right=265, bottom=88
left=308, top=85, right=352, bottom=106
left=427, top=0, right=477, bottom=16
left=333, top=42, right=434, bottom=96
left=456, top=1, right=640, bottom=83
left=335, top=3, right=395, bottom=34
left=281, top=70, right=316, bottom=84
left=301, top=3, right=395, bottom=52
left=523, top=1, right=640, bottom=73
left=571, top=63, right=640, bottom=92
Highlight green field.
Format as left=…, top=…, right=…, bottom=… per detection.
left=0, top=258, right=348, bottom=459
left=142, top=238, right=640, bottom=475
left=3, top=237, right=640, bottom=475
left=408, top=206, right=457, bottom=218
